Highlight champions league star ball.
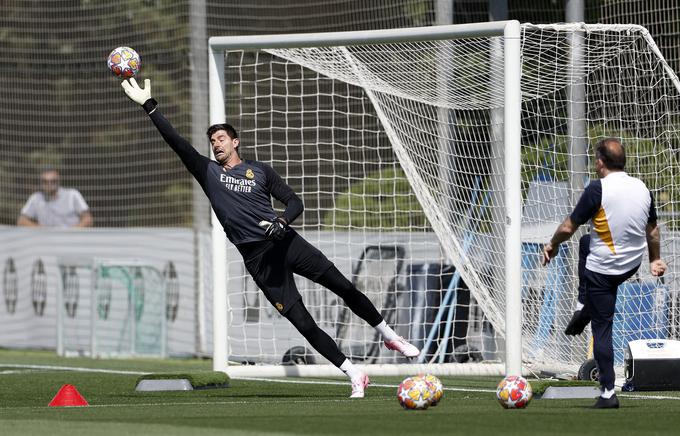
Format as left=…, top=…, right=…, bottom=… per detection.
left=107, top=46, right=141, bottom=78
left=496, top=375, right=533, bottom=409
left=421, top=374, right=444, bottom=406
left=397, top=376, right=434, bottom=410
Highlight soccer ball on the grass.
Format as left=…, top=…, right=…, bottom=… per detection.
left=496, top=375, right=532, bottom=409
left=397, top=376, right=434, bottom=410
left=421, top=374, right=444, bottom=406
left=107, top=46, right=141, bottom=78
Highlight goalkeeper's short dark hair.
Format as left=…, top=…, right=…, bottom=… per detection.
left=206, top=123, right=239, bottom=140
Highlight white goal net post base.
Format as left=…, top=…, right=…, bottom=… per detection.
left=207, top=21, right=680, bottom=379
left=226, top=363, right=509, bottom=378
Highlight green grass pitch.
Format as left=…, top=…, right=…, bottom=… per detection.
left=1, top=350, right=679, bottom=435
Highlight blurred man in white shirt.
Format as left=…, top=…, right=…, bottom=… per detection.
left=17, top=168, right=92, bottom=228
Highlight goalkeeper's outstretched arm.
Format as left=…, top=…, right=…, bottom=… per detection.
left=121, top=78, right=210, bottom=186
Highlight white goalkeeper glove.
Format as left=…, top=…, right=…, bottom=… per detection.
left=121, top=78, right=151, bottom=105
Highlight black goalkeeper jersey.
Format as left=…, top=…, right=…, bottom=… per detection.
left=145, top=102, right=303, bottom=246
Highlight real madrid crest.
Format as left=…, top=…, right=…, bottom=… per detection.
left=246, top=168, right=255, bottom=179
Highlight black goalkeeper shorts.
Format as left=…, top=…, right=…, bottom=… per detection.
left=239, top=231, right=333, bottom=315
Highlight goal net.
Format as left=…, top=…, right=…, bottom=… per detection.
left=209, top=22, right=680, bottom=376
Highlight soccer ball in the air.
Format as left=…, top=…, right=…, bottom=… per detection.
left=107, top=47, right=141, bottom=78
left=397, top=376, right=434, bottom=410
left=421, top=374, right=444, bottom=406
left=496, top=375, right=532, bottom=409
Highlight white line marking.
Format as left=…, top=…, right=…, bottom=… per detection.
left=233, top=376, right=496, bottom=393
left=0, top=364, right=146, bottom=375
left=0, top=397, right=386, bottom=412
left=234, top=377, right=680, bottom=400
left=620, top=393, right=680, bottom=401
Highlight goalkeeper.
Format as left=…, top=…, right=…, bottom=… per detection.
left=121, top=78, right=419, bottom=398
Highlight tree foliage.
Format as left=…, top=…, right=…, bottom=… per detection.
left=322, top=167, right=428, bottom=230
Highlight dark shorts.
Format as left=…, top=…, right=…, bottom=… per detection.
left=239, top=231, right=333, bottom=315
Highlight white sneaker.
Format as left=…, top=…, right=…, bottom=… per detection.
left=350, top=373, right=370, bottom=398
left=384, top=336, right=420, bottom=358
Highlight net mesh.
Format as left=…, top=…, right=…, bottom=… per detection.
left=220, top=23, right=680, bottom=370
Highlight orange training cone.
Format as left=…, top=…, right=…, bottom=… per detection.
left=48, top=384, right=89, bottom=407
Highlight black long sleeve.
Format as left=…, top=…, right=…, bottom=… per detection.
left=281, top=193, right=304, bottom=225
left=143, top=99, right=210, bottom=188
left=141, top=99, right=304, bottom=244
left=263, top=164, right=304, bottom=224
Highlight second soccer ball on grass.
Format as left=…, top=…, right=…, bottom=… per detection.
left=422, top=374, right=444, bottom=406
left=397, top=374, right=444, bottom=410
left=496, top=375, right=532, bottom=409
left=397, top=376, right=433, bottom=410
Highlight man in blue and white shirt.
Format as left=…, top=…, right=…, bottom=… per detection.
left=543, top=138, right=667, bottom=409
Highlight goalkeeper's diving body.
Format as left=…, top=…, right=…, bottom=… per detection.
left=121, top=78, right=419, bottom=398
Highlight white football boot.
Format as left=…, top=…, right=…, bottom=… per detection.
left=350, top=373, right=370, bottom=398
left=384, top=336, right=420, bottom=358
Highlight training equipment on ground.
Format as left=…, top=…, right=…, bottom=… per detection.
left=107, top=46, right=140, bottom=78
left=208, top=21, right=680, bottom=378
left=397, top=376, right=434, bottom=410
left=48, top=384, right=89, bottom=407
left=623, top=339, right=680, bottom=391
left=135, top=371, right=230, bottom=391
left=540, top=385, right=600, bottom=399
left=496, top=375, right=532, bottom=409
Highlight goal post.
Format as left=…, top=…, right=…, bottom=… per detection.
left=208, top=21, right=523, bottom=377
left=503, top=20, right=522, bottom=377
left=207, top=22, right=680, bottom=378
